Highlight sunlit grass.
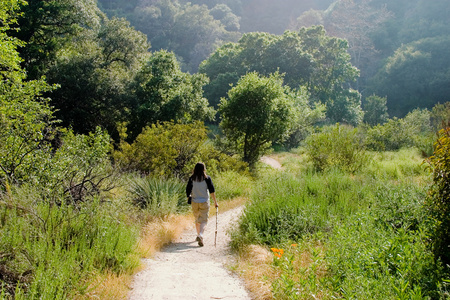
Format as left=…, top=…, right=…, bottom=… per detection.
left=231, top=147, right=445, bottom=299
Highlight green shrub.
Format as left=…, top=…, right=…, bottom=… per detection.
left=425, top=125, right=450, bottom=266
left=365, top=109, right=434, bottom=152
left=113, top=121, right=207, bottom=178
left=305, top=124, right=367, bottom=173
left=43, top=127, right=114, bottom=204
left=128, top=175, right=187, bottom=216
left=113, top=121, right=248, bottom=179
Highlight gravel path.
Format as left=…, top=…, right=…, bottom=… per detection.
left=128, top=206, right=251, bottom=300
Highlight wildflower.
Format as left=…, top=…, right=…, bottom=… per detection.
left=291, top=244, right=298, bottom=247
left=270, top=248, right=284, bottom=258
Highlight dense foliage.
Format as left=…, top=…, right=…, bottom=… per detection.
left=426, top=125, right=450, bottom=266
left=113, top=121, right=247, bottom=178
left=219, top=72, right=295, bottom=168
left=97, top=0, right=450, bottom=119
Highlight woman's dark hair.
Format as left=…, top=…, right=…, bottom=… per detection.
left=192, top=162, right=207, bottom=182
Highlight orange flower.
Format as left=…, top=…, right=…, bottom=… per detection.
left=291, top=244, right=298, bottom=247
left=270, top=248, right=284, bottom=258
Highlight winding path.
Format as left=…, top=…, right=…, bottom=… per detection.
left=128, top=206, right=251, bottom=300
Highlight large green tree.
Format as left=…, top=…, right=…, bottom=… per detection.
left=127, top=50, right=214, bottom=139
left=46, top=17, right=149, bottom=136
left=9, top=0, right=101, bottom=79
left=219, top=72, right=295, bottom=168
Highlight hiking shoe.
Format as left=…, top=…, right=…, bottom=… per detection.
left=198, top=237, right=204, bottom=247
left=196, top=236, right=201, bottom=242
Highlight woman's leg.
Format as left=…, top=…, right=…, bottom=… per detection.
left=199, top=222, right=207, bottom=237
left=196, top=222, right=201, bottom=236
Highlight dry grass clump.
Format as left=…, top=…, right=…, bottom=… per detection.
left=235, top=244, right=275, bottom=300
left=73, top=272, right=132, bottom=300
left=138, top=214, right=194, bottom=257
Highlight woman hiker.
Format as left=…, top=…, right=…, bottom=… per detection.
left=186, top=162, right=218, bottom=247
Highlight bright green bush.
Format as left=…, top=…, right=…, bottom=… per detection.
left=305, top=124, right=367, bottom=173
left=113, top=121, right=248, bottom=179
left=42, top=127, right=114, bottom=204
left=365, top=109, right=434, bottom=153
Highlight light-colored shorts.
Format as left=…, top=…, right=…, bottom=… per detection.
left=191, top=201, right=210, bottom=224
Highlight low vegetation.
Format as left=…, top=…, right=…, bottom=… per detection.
left=231, top=146, right=450, bottom=299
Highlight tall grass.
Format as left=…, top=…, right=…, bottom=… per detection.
left=231, top=169, right=373, bottom=246
left=0, top=186, right=139, bottom=299
left=231, top=148, right=448, bottom=299
left=214, top=171, right=252, bottom=200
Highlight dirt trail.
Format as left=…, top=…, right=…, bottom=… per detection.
left=128, top=206, right=251, bottom=300
left=128, top=157, right=282, bottom=299
left=260, top=156, right=283, bottom=170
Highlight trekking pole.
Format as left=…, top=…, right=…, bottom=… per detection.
left=214, top=206, right=218, bottom=247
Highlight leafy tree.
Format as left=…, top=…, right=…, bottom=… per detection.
left=363, top=94, right=389, bottom=126
left=298, top=26, right=362, bottom=125
left=46, top=17, right=149, bottom=136
left=369, top=36, right=450, bottom=117
left=0, top=0, right=56, bottom=187
left=127, top=50, right=214, bottom=139
left=283, top=87, right=326, bottom=148
left=305, top=0, right=392, bottom=90
left=201, top=26, right=362, bottom=125
left=9, top=0, right=102, bottom=79
left=219, top=72, right=295, bottom=168
left=210, top=4, right=240, bottom=31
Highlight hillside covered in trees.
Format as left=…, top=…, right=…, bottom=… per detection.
left=98, top=0, right=449, bottom=118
